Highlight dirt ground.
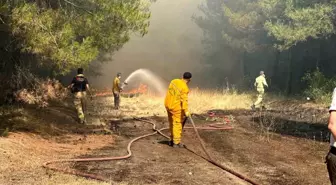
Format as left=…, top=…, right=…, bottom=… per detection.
left=0, top=95, right=331, bottom=185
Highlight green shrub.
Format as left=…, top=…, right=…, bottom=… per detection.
left=302, top=68, right=336, bottom=105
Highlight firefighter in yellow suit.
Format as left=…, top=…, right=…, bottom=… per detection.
left=164, top=72, right=192, bottom=148
left=113, top=72, right=123, bottom=109
left=251, top=71, right=268, bottom=110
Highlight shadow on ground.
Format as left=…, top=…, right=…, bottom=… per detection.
left=0, top=99, right=108, bottom=137
left=252, top=115, right=329, bottom=142
left=205, top=108, right=329, bottom=142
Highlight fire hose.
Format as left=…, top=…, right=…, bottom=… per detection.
left=43, top=116, right=261, bottom=185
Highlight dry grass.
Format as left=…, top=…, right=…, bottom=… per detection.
left=14, top=78, right=69, bottom=108
left=115, top=88, right=254, bottom=118
left=188, top=89, right=253, bottom=112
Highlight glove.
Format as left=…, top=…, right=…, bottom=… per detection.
left=185, top=111, right=191, bottom=117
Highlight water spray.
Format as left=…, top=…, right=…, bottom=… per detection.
left=121, top=68, right=167, bottom=96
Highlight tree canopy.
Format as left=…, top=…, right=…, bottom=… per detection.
left=1, top=0, right=151, bottom=75
left=194, top=0, right=336, bottom=94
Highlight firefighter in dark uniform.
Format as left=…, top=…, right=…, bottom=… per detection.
left=69, top=68, right=92, bottom=124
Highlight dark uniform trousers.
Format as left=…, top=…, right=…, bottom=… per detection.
left=327, top=147, right=336, bottom=185
left=113, top=91, right=120, bottom=109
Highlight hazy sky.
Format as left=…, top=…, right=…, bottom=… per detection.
left=90, top=0, right=205, bottom=89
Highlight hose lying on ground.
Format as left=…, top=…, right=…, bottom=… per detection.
left=43, top=116, right=260, bottom=185
left=186, top=116, right=261, bottom=185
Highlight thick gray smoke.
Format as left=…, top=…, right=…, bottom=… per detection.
left=90, top=0, right=206, bottom=89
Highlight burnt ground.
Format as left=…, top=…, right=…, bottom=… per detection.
left=71, top=119, right=244, bottom=185
left=1, top=96, right=329, bottom=185
left=63, top=97, right=331, bottom=185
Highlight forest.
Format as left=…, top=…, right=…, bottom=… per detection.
left=1, top=0, right=336, bottom=104
left=194, top=0, right=336, bottom=102
left=0, top=0, right=151, bottom=104
left=1, top=1, right=335, bottom=185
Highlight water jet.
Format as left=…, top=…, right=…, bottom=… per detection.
left=122, top=68, right=167, bottom=97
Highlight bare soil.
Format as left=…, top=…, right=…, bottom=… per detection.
left=0, top=96, right=331, bottom=185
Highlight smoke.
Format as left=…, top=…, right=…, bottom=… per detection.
left=90, top=0, right=207, bottom=89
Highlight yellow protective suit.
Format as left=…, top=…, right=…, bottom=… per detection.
left=253, top=75, right=268, bottom=108
left=113, top=77, right=121, bottom=93
left=112, top=77, right=122, bottom=109
left=164, top=79, right=189, bottom=145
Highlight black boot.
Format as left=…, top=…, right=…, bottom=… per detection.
left=172, top=143, right=184, bottom=148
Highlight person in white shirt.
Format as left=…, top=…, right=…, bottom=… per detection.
left=327, top=88, right=336, bottom=184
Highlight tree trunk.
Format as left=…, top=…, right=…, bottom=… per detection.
left=271, top=50, right=280, bottom=90
left=313, top=39, right=321, bottom=69
left=286, top=48, right=293, bottom=95
left=238, top=51, right=246, bottom=87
